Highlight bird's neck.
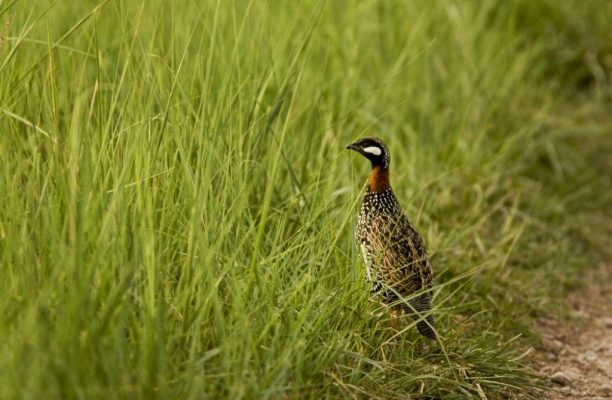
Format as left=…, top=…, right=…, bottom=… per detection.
left=368, top=166, right=390, bottom=192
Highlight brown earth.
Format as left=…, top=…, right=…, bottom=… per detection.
left=532, top=264, right=612, bottom=399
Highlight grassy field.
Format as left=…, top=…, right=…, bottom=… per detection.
left=1, top=1, right=610, bottom=398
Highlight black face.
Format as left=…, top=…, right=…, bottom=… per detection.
left=346, top=137, right=390, bottom=169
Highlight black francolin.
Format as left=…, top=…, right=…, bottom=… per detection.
left=346, top=137, right=436, bottom=339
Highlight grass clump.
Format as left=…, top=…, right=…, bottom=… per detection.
left=0, top=1, right=610, bottom=398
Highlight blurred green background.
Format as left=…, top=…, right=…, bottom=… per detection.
left=0, top=1, right=610, bottom=398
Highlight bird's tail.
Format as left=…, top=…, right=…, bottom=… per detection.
left=407, top=294, right=436, bottom=340
left=416, top=314, right=436, bottom=340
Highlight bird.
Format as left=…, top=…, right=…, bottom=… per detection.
left=346, top=137, right=436, bottom=339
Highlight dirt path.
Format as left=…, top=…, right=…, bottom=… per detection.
left=533, top=264, right=612, bottom=399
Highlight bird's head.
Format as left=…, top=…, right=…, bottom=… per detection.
left=345, top=137, right=390, bottom=170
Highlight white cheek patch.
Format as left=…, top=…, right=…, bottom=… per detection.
left=362, top=146, right=382, bottom=156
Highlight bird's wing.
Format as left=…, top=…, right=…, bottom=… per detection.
left=369, top=213, right=433, bottom=295
left=369, top=213, right=436, bottom=339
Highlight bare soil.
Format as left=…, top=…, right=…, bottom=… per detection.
left=533, top=264, right=612, bottom=399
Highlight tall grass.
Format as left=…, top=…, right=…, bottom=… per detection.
left=0, top=1, right=610, bottom=398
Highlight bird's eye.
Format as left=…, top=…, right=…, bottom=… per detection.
left=362, top=146, right=382, bottom=156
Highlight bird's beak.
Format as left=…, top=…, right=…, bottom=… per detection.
left=346, top=143, right=360, bottom=152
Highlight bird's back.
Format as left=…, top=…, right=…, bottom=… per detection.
left=357, top=188, right=436, bottom=339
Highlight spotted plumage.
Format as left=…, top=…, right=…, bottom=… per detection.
left=347, top=137, right=436, bottom=339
